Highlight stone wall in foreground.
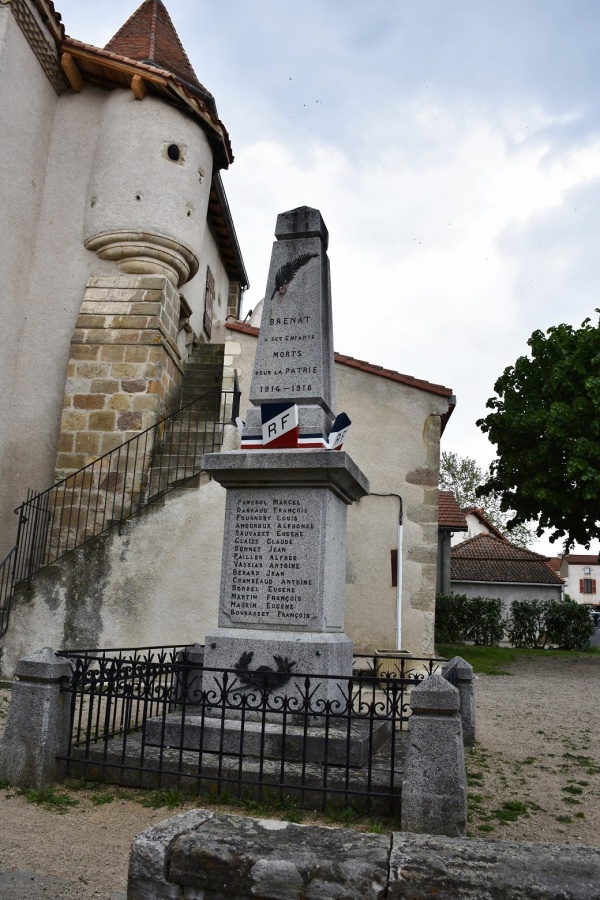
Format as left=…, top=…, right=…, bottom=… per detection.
left=128, top=809, right=600, bottom=900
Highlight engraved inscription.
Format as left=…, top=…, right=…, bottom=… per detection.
left=224, top=491, right=320, bottom=626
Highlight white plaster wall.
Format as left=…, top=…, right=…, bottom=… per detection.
left=451, top=582, right=562, bottom=610
left=563, top=563, right=600, bottom=604
left=336, top=365, right=448, bottom=657
left=0, top=63, right=221, bottom=558
left=0, top=8, right=58, bottom=555
left=184, top=223, right=232, bottom=341
left=451, top=512, right=490, bottom=546
left=0, top=479, right=226, bottom=675
left=0, top=86, right=116, bottom=558
left=84, top=91, right=213, bottom=268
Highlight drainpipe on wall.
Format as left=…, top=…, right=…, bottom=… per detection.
left=371, top=492, right=404, bottom=650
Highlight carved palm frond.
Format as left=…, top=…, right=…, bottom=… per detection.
left=271, top=253, right=318, bottom=300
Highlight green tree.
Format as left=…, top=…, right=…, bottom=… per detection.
left=477, top=313, right=600, bottom=549
left=440, top=451, right=534, bottom=547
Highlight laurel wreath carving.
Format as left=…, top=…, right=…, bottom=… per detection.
left=271, top=253, right=318, bottom=300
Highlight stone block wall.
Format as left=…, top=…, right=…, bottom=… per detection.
left=56, top=273, right=184, bottom=479
left=47, top=274, right=185, bottom=553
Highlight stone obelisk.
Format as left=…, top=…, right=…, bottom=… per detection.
left=201, top=207, right=369, bottom=703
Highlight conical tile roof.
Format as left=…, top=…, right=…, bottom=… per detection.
left=105, top=0, right=200, bottom=89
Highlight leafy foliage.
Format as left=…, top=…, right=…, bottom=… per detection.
left=506, top=597, right=594, bottom=650
left=440, top=451, right=534, bottom=547
left=477, top=313, right=600, bottom=549
left=435, top=594, right=504, bottom=645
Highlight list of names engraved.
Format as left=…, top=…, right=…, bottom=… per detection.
left=221, top=489, right=320, bottom=628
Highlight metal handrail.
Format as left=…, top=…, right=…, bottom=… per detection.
left=0, top=388, right=239, bottom=637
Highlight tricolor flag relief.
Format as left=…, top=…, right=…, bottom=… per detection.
left=261, top=402, right=300, bottom=448
left=238, top=406, right=351, bottom=451
left=326, top=413, right=351, bottom=450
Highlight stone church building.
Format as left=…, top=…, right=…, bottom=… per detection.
left=0, top=0, right=456, bottom=673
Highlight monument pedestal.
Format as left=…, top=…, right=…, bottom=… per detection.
left=200, top=449, right=368, bottom=710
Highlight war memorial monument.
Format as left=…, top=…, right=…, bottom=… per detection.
left=200, top=206, right=369, bottom=713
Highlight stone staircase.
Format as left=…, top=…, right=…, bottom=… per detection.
left=147, top=344, right=225, bottom=499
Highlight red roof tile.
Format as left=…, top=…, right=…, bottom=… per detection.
left=225, top=322, right=454, bottom=399
left=105, top=0, right=200, bottom=88
left=439, top=491, right=468, bottom=531
left=564, top=555, right=600, bottom=565
left=451, top=534, right=564, bottom=586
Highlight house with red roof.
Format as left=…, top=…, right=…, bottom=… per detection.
left=451, top=507, right=508, bottom=546
left=437, top=491, right=468, bottom=594
left=450, top=534, right=564, bottom=607
left=0, top=0, right=457, bottom=667
left=559, top=555, right=600, bottom=608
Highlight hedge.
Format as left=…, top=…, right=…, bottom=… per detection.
left=435, top=593, right=595, bottom=650
left=435, top=594, right=504, bottom=646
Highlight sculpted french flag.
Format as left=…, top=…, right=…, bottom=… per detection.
left=261, top=402, right=300, bottom=449
left=327, top=413, right=351, bottom=450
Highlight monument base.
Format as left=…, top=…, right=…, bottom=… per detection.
left=144, top=713, right=392, bottom=768
left=201, top=628, right=353, bottom=719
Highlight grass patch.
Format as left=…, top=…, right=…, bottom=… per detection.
left=492, top=801, right=529, bottom=822
left=435, top=644, right=600, bottom=676
left=140, top=789, right=187, bottom=809
left=25, top=786, right=78, bottom=813
left=91, top=792, right=114, bottom=806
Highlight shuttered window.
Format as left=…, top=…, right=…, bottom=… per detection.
left=203, top=266, right=215, bottom=338
left=580, top=578, right=596, bottom=594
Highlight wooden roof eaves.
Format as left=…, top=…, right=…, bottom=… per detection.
left=60, top=38, right=233, bottom=168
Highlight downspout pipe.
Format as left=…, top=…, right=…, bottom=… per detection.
left=370, top=492, right=403, bottom=650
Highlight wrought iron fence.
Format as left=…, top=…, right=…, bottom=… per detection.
left=0, top=389, right=239, bottom=636
left=58, top=646, right=444, bottom=816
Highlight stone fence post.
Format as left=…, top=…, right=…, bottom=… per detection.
left=442, top=655, right=475, bottom=746
left=401, top=673, right=467, bottom=837
left=0, top=647, right=72, bottom=789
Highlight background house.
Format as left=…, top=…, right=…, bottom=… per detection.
left=0, top=0, right=457, bottom=671
left=450, top=534, right=564, bottom=608
left=437, top=491, right=468, bottom=594
left=451, top=507, right=507, bottom=546
left=559, top=555, right=600, bottom=609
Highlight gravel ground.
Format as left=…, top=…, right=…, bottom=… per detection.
left=0, top=652, right=598, bottom=898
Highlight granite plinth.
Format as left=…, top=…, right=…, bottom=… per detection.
left=202, top=452, right=368, bottom=634
left=202, top=450, right=369, bottom=504
left=144, top=714, right=392, bottom=767
left=202, top=629, right=353, bottom=717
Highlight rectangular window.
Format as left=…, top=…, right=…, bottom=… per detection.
left=584, top=567, right=591, bottom=574
left=580, top=578, right=596, bottom=594
left=203, top=266, right=215, bottom=339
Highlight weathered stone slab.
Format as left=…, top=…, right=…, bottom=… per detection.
left=201, top=629, right=353, bottom=716
left=128, top=809, right=214, bottom=900
left=129, top=812, right=600, bottom=899
left=144, top=713, right=392, bottom=766
left=168, top=815, right=390, bottom=899
left=388, top=833, right=600, bottom=899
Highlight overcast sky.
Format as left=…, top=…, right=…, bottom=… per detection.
left=57, top=0, right=600, bottom=556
